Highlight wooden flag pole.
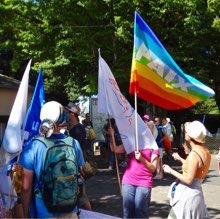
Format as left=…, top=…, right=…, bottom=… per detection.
left=107, top=115, right=122, bottom=195
left=114, top=151, right=122, bottom=196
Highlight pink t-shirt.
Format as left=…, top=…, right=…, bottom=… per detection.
left=122, top=148, right=159, bottom=188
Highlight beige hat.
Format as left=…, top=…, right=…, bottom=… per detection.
left=185, top=121, right=207, bottom=143
left=65, top=102, right=81, bottom=116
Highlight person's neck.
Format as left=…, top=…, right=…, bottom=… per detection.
left=53, top=127, right=63, bottom=134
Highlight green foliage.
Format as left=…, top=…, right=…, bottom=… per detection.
left=0, top=0, right=219, bottom=113
left=192, top=97, right=219, bottom=114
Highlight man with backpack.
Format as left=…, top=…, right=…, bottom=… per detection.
left=19, top=101, right=85, bottom=218
left=65, top=102, right=92, bottom=211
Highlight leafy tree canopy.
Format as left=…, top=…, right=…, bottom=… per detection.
left=0, top=0, right=219, bottom=113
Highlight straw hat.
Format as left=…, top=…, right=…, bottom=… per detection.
left=185, top=121, right=207, bottom=143
left=65, top=102, right=81, bottom=116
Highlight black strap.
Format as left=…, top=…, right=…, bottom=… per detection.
left=192, top=150, right=204, bottom=166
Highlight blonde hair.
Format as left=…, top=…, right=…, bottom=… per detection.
left=147, top=120, right=158, bottom=139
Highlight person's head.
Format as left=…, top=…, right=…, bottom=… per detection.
left=166, top=118, right=171, bottom=123
left=154, top=117, right=161, bottom=126
left=184, top=121, right=207, bottom=144
left=162, top=117, right=168, bottom=125
left=40, top=101, right=68, bottom=137
left=143, top=114, right=150, bottom=123
left=82, top=118, right=90, bottom=127
left=65, top=102, right=81, bottom=125
left=147, top=121, right=158, bottom=139
left=85, top=113, right=90, bottom=120
left=106, top=118, right=115, bottom=127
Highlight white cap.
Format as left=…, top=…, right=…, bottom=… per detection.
left=40, top=101, right=64, bottom=123
left=40, top=101, right=67, bottom=137
left=185, top=121, right=207, bottom=143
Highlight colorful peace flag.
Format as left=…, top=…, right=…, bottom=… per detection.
left=129, top=11, right=215, bottom=110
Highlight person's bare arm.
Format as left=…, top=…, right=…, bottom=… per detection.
left=108, top=127, right=126, bottom=154
left=163, top=152, right=199, bottom=185
left=21, top=168, right=33, bottom=218
left=135, top=151, right=158, bottom=173
left=79, top=166, right=85, bottom=177
left=172, top=152, right=185, bottom=164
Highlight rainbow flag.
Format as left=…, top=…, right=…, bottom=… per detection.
left=129, top=11, right=215, bottom=110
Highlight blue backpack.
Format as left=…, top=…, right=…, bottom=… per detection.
left=36, top=136, right=79, bottom=213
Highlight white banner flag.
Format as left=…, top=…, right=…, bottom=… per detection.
left=0, top=60, right=32, bottom=211
left=98, top=51, right=158, bottom=154
left=0, top=59, right=32, bottom=166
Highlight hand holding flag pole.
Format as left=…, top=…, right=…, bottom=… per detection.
left=97, top=49, right=158, bottom=195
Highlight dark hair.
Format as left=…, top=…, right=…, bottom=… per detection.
left=82, top=119, right=90, bottom=126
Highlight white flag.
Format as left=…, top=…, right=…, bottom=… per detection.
left=98, top=51, right=158, bottom=154
left=0, top=166, right=17, bottom=211
left=0, top=60, right=31, bottom=211
left=0, top=59, right=32, bottom=166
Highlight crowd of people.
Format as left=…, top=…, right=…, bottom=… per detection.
left=0, top=101, right=212, bottom=219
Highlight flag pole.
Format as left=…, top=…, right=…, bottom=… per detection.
left=133, top=12, right=139, bottom=152
left=202, top=114, right=206, bottom=124
left=114, top=147, right=122, bottom=196
left=134, top=92, right=139, bottom=151
left=133, top=66, right=139, bottom=151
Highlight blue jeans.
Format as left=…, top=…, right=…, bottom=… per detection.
left=122, top=184, right=151, bottom=219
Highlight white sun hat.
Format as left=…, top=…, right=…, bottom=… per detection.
left=185, top=120, right=207, bottom=143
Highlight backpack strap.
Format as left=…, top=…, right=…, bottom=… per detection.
left=34, top=135, right=74, bottom=148
left=191, top=150, right=205, bottom=166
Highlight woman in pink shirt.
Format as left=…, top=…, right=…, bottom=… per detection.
left=108, top=127, right=159, bottom=218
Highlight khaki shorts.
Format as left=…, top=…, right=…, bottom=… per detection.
left=79, top=180, right=89, bottom=206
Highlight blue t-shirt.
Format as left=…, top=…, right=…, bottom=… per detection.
left=156, top=125, right=165, bottom=148
left=19, top=133, right=85, bottom=218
